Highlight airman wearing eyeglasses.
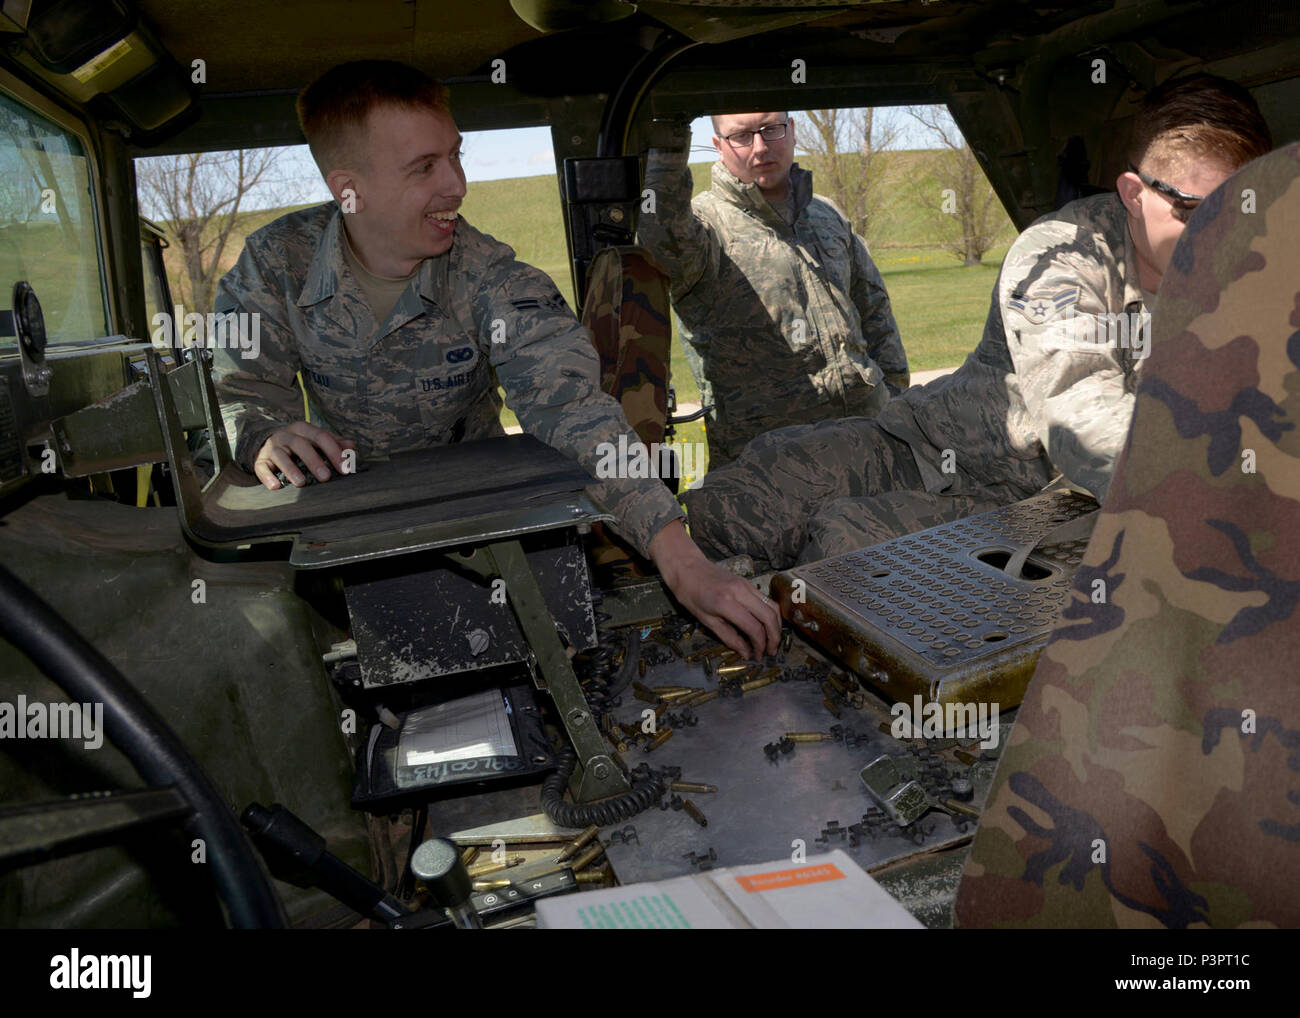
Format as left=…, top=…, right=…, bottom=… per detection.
left=681, top=75, right=1274, bottom=573
left=638, top=111, right=909, bottom=467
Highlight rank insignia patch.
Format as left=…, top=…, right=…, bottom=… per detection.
left=1008, top=286, right=1080, bottom=325
left=510, top=291, right=568, bottom=314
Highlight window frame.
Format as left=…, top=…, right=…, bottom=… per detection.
left=0, top=68, right=116, bottom=352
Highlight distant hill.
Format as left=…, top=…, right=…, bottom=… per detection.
left=160, top=148, right=1016, bottom=314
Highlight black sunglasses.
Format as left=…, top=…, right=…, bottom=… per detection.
left=1127, top=163, right=1205, bottom=222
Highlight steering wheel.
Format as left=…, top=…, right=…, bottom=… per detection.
left=0, top=562, right=285, bottom=928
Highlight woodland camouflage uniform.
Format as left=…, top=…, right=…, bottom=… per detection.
left=684, top=191, right=1148, bottom=572
left=639, top=124, right=909, bottom=466
left=956, top=142, right=1300, bottom=929
left=211, top=203, right=684, bottom=557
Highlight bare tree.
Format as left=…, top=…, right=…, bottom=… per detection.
left=136, top=149, right=291, bottom=310
left=795, top=107, right=901, bottom=242
left=903, top=106, right=1003, bottom=265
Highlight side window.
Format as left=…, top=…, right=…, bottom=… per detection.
left=0, top=90, right=109, bottom=346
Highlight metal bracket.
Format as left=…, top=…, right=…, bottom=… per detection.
left=452, top=540, right=629, bottom=801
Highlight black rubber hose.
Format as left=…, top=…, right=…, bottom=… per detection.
left=603, top=626, right=640, bottom=700
left=0, top=562, right=285, bottom=929
left=541, top=747, right=665, bottom=828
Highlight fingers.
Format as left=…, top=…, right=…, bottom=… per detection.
left=698, top=613, right=748, bottom=659
left=252, top=422, right=359, bottom=490
left=723, top=592, right=769, bottom=659
left=300, top=425, right=355, bottom=475
left=283, top=432, right=331, bottom=483
left=751, top=585, right=782, bottom=655
left=703, top=576, right=782, bottom=660
left=253, top=455, right=283, bottom=490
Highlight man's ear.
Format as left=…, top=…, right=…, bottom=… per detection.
left=325, top=168, right=364, bottom=213
left=1116, top=170, right=1144, bottom=219
left=712, top=135, right=723, bottom=157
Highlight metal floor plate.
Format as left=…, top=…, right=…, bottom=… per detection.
left=601, top=646, right=1005, bottom=885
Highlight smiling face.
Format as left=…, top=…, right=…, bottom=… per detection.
left=711, top=112, right=796, bottom=201
left=327, top=103, right=467, bottom=277
left=1117, top=158, right=1233, bottom=291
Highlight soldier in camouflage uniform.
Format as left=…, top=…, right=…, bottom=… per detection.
left=213, top=61, right=782, bottom=658
left=956, top=141, right=1300, bottom=929
left=683, top=77, right=1272, bottom=573
left=638, top=114, right=909, bottom=466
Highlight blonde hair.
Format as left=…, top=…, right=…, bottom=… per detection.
left=1130, top=74, right=1271, bottom=179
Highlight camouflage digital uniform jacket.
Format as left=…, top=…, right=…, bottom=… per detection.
left=956, top=143, right=1300, bottom=929
left=639, top=132, right=909, bottom=465
left=212, top=202, right=684, bottom=557
left=876, top=191, right=1149, bottom=501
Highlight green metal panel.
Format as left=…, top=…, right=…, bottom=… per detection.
left=0, top=492, right=369, bottom=928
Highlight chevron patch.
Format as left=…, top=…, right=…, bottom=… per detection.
left=1008, top=286, right=1080, bottom=325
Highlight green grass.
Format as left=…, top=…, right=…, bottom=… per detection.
left=156, top=149, right=1018, bottom=478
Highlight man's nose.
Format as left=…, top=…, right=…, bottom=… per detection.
left=751, top=132, right=770, bottom=157
left=441, top=163, right=468, bottom=199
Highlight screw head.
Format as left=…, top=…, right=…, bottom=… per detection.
left=592, top=762, right=610, bottom=780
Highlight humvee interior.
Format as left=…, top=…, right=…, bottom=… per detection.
left=1, top=0, right=1297, bottom=930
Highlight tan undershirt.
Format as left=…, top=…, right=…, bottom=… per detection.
left=341, top=227, right=419, bottom=325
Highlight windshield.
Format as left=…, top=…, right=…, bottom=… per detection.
left=0, top=90, right=109, bottom=347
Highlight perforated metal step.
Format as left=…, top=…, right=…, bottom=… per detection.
left=771, top=492, right=1097, bottom=707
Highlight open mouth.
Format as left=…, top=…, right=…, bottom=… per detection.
left=426, top=208, right=459, bottom=235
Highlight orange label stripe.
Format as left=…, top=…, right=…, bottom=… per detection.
left=735, top=863, right=845, bottom=893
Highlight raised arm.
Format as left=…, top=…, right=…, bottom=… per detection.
left=636, top=121, right=719, bottom=298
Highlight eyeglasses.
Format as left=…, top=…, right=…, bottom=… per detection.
left=1127, top=163, right=1205, bottom=223
left=721, top=122, right=789, bottom=148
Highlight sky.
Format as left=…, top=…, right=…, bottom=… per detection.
left=138, top=106, right=955, bottom=215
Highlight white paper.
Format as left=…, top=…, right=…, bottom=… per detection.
left=399, top=689, right=518, bottom=765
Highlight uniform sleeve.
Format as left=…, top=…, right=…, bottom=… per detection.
left=636, top=124, right=719, bottom=300
left=471, top=255, right=684, bottom=558
left=212, top=239, right=305, bottom=471
left=1000, top=226, right=1136, bottom=501
left=849, top=231, right=909, bottom=393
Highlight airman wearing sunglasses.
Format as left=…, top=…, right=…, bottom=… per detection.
left=681, top=74, right=1274, bottom=573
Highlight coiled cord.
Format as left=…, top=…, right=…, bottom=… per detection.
left=541, top=747, right=665, bottom=828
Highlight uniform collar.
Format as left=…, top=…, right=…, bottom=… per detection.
left=296, top=204, right=450, bottom=315
left=297, top=205, right=347, bottom=308
left=712, top=160, right=814, bottom=226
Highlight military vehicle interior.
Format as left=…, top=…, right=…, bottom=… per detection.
left=0, top=0, right=1297, bottom=929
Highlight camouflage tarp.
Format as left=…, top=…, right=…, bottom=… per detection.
left=955, top=142, right=1300, bottom=929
